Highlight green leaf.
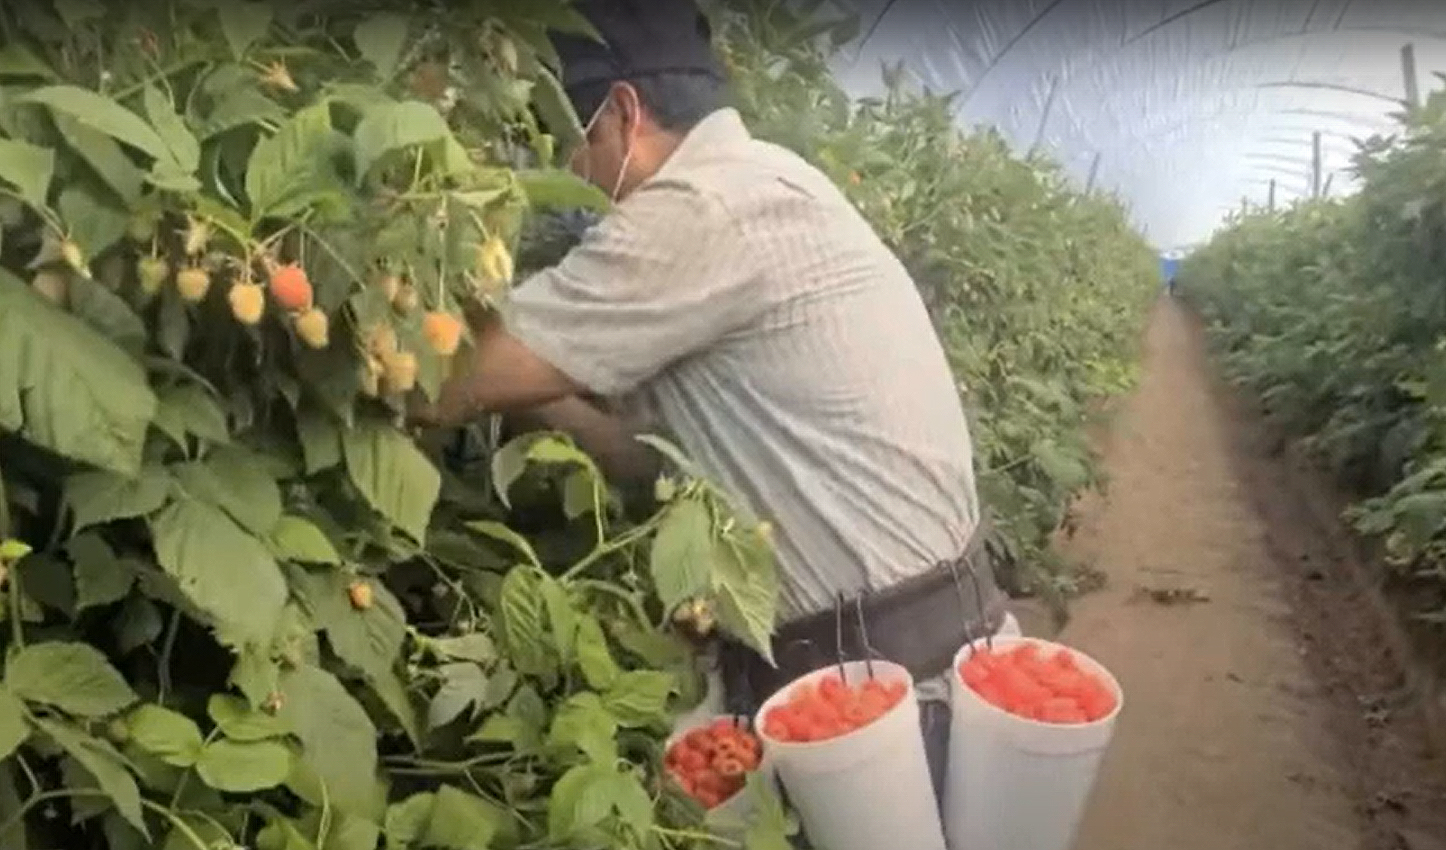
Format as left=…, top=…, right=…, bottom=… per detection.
left=649, top=499, right=715, bottom=613
left=540, top=574, right=578, bottom=664
left=712, top=534, right=779, bottom=662
left=0, top=268, right=157, bottom=476
left=195, top=738, right=291, bottom=793
left=489, top=434, right=536, bottom=508
left=53, top=113, right=145, bottom=205
left=423, top=785, right=503, bottom=850
left=207, top=694, right=291, bottom=742
left=149, top=497, right=288, bottom=648
left=126, top=704, right=204, bottom=768
left=69, top=532, right=136, bottom=610
left=575, top=615, right=621, bottom=690
left=529, top=66, right=584, bottom=162
left=152, top=383, right=231, bottom=448
left=295, top=411, right=342, bottom=473
left=0, top=691, right=30, bottom=761
left=35, top=718, right=146, bottom=835
left=465, top=520, right=540, bottom=567
left=342, top=421, right=441, bottom=543
left=5, top=642, right=137, bottom=717
left=65, top=467, right=172, bottom=532
left=352, top=13, right=412, bottom=80
left=173, top=445, right=283, bottom=537
left=66, top=276, right=146, bottom=353
left=277, top=665, right=380, bottom=815
left=431, top=633, right=496, bottom=663
left=0, top=137, right=54, bottom=209
left=547, top=762, right=648, bottom=844
left=516, top=168, right=610, bottom=212
left=0, top=42, right=55, bottom=77
left=270, top=516, right=341, bottom=564
left=20, top=86, right=170, bottom=162
left=141, top=84, right=200, bottom=173
left=547, top=692, right=618, bottom=765
left=497, top=566, right=552, bottom=676
left=426, top=662, right=489, bottom=730
left=216, top=1, right=273, bottom=58
left=601, top=670, right=675, bottom=728
left=245, top=102, right=342, bottom=220
left=351, top=100, right=451, bottom=180
left=290, top=569, right=405, bottom=683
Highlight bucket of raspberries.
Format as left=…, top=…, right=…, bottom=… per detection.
left=943, top=637, right=1123, bottom=850
left=755, top=660, right=949, bottom=850
left=663, top=715, right=773, bottom=835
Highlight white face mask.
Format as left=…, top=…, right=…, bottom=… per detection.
left=573, top=94, right=636, bottom=204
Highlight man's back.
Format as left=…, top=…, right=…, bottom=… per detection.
left=631, top=110, right=981, bottom=619
left=505, top=108, right=980, bottom=620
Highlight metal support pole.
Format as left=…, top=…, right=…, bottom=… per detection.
left=1311, top=131, right=1323, bottom=197
left=1085, top=152, right=1101, bottom=193
left=1402, top=43, right=1421, bottom=109
left=1322, top=172, right=1335, bottom=197
left=1268, top=178, right=1276, bottom=210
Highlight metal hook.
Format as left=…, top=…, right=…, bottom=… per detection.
left=852, top=596, right=877, bottom=680
left=834, top=592, right=848, bottom=682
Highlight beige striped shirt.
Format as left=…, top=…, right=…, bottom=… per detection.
left=503, top=107, right=980, bottom=622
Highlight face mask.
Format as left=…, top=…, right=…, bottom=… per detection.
left=574, top=92, right=636, bottom=204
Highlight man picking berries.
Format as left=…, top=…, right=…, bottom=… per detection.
left=420, top=0, right=1019, bottom=800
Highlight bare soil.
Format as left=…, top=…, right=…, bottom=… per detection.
left=1025, top=298, right=1446, bottom=850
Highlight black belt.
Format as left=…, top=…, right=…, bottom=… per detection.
left=718, top=516, right=1008, bottom=716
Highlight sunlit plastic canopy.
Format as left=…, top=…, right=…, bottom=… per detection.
left=824, top=0, right=1446, bottom=252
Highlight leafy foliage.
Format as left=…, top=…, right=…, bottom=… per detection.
left=0, top=3, right=785, bottom=848
left=1179, top=86, right=1446, bottom=630
left=711, top=1, right=1160, bottom=599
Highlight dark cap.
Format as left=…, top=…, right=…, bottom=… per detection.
left=550, top=0, right=724, bottom=102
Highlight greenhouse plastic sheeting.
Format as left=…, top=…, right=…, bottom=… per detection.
left=824, top=0, right=1446, bottom=251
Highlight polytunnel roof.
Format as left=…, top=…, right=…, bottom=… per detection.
left=825, top=0, right=1445, bottom=251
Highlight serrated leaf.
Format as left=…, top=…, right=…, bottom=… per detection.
left=352, top=13, right=411, bottom=80
left=216, top=1, right=273, bottom=58
left=516, top=168, right=610, bottom=212
left=270, top=515, right=341, bottom=564
left=0, top=137, right=54, bottom=209
left=245, top=102, right=342, bottom=220
left=152, top=383, right=230, bottom=448
left=713, top=534, right=779, bottom=663
left=432, top=633, right=495, bottom=663
left=126, top=704, right=203, bottom=767
left=352, top=100, right=452, bottom=180
left=423, top=785, right=502, bottom=850
left=141, top=84, right=199, bottom=174
left=66, top=276, right=146, bottom=353
left=649, top=499, right=715, bottom=613
left=277, top=665, right=380, bottom=815
left=601, top=670, right=675, bottom=728
left=0, top=691, right=30, bottom=761
left=342, top=421, right=440, bottom=543
left=0, top=268, right=157, bottom=476
left=64, top=467, right=172, bottom=532
left=149, top=497, right=287, bottom=648
left=195, top=738, right=291, bottom=793
left=529, top=66, right=584, bottom=163
left=35, top=718, right=146, bottom=835
left=465, top=520, right=540, bottom=567
left=53, top=114, right=144, bottom=205
left=497, top=566, right=552, bottom=676
left=574, top=615, right=621, bottom=690
left=547, top=693, right=617, bottom=765
left=547, top=762, right=641, bottom=844
left=6, top=642, right=137, bottom=717
left=291, top=568, right=405, bottom=683
left=207, top=694, right=291, bottom=742
left=20, top=86, right=170, bottom=162
left=173, top=445, right=282, bottom=537
left=426, top=662, right=489, bottom=730
left=69, top=532, right=136, bottom=610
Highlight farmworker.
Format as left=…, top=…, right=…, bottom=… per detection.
left=417, top=0, right=1019, bottom=798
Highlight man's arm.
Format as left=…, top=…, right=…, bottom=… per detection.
left=509, top=396, right=662, bottom=484
left=424, top=311, right=581, bottom=425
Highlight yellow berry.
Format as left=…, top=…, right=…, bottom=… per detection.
left=228, top=282, right=266, bottom=325
left=381, top=350, right=418, bottom=394
left=347, top=580, right=373, bottom=610
left=136, top=256, right=169, bottom=295
left=422, top=311, right=464, bottom=357
left=294, top=308, right=329, bottom=349
left=176, top=266, right=211, bottom=302
left=392, top=283, right=419, bottom=314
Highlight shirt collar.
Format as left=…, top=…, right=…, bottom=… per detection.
left=653, top=108, right=751, bottom=178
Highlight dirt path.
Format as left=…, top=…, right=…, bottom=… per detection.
left=1039, top=299, right=1446, bottom=850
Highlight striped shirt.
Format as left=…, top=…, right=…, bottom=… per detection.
left=503, top=107, right=981, bottom=622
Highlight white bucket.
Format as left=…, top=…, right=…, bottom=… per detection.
left=755, top=660, right=948, bottom=850
left=664, top=714, right=777, bottom=841
left=943, top=636, right=1123, bottom=850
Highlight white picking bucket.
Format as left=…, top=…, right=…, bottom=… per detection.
left=755, top=660, right=948, bottom=850
left=663, top=715, right=777, bottom=842
left=943, top=636, right=1123, bottom=850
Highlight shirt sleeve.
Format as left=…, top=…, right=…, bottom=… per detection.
left=500, top=177, right=761, bottom=397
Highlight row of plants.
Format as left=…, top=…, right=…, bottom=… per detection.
left=0, top=2, right=793, bottom=848
left=1178, top=87, right=1446, bottom=635
left=713, top=1, right=1161, bottom=602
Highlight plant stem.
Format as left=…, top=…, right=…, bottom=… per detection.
left=652, top=825, right=741, bottom=847
left=0, top=790, right=216, bottom=850
left=561, top=520, right=658, bottom=582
